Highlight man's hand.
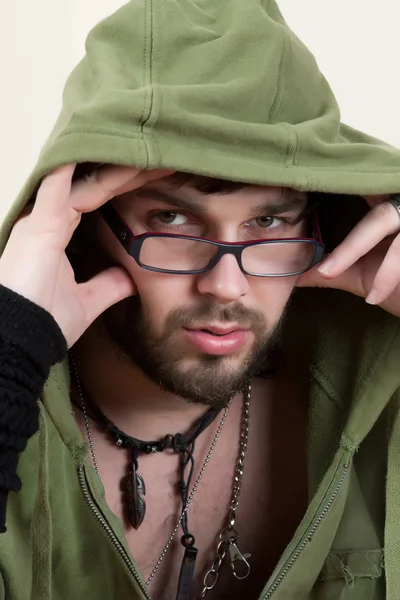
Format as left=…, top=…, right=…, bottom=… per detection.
left=296, top=195, right=400, bottom=319
left=0, top=164, right=173, bottom=347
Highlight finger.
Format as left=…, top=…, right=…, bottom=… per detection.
left=78, top=266, right=137, bottom=325
left=296, top=263, right=364, bottom=297
left=361, top=195, right=390, bottom=209
left=69, top=165, right=174, bottom=213
left=318, top=202, right=400, bottom=277
left=366, top=232, right=400, bottom=304
left=28, top=164, right=173, bottom=246
left=11, top=203, right=34, bottom=227
left=30, top=163, right=77, bottom=227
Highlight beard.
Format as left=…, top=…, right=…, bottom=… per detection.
left=99, top=294, right=286, bottom=410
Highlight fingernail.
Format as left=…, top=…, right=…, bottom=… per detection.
left=366, top=289, right=378, bottom=305
left=318, top=258, right=334, bottom=275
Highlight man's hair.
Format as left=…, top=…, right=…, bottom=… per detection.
left=165, top=172, right=248, bottom=195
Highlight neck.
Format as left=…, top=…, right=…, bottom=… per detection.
left=71, top=323, right=234, bottom=440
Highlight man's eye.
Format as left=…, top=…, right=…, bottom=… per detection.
left=154, top=211, right=188, bottom=225
left=254, top=216, right=282, bottom=228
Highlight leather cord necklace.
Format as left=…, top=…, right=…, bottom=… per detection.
left=69, top=353, right=252, bottom=600
left=70, top=363, right=220, bottom=531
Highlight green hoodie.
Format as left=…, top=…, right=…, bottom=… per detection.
left=1, top=0, right=400, bottom=598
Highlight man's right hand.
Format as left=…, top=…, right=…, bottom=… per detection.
left=0, top=163, right=172, bottom=348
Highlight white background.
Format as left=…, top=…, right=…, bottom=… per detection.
left=0, top=0, right=399, bottom=220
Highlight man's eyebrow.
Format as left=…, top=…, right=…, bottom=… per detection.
left=134, top=188, right=307, bottom=216
left=252, top=194, right=307, bottom=217
left=134, top=189, right=208, bottom=213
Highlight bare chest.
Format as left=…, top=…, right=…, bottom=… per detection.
left=80, top=377, right=308, bottom=600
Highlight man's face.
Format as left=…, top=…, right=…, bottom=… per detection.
left=95, top=179, right=308, bottom=408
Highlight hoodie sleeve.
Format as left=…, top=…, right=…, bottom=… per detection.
left=0, top=284, right=67, bottom=532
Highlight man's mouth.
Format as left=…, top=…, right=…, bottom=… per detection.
left=200, top=330, right=229, bottom=336
left=183, top=325, right=250, bottom=355
left=193, top=324, right=244, bottom=335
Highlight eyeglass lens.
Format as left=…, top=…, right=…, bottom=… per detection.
left=139, top=237, right=315, bottom=275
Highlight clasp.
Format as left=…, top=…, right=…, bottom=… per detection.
left=228, top=542, right=251, bottom=580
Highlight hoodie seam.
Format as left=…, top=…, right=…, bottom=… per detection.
left=138, top=0, right=154, bottom=169
left=39, top=398, right=87, bottom=467
left=44, top=129, right=400, bottom=175
left=138, top=0, right=148, bottom=127
left=269, top=33, right=302, bottom=168
left=268, top=21, right=287, bottom=124
left=30, top=407, right=52, bottom=599
left=311, top=368, right=343, bottom=411
left=284, top=123, right=300, bottom=167
left=44, top=129, right=400, bottom=176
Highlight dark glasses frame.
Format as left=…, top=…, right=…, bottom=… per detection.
left=98, top=202, right=325, bottom=277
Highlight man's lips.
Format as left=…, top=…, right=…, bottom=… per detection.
left=183, top=326, right=250, bottom=355
left=187, top=324, right=245, bottom=335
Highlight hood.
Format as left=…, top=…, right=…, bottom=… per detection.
left=2, top=0, right=400, bottom=253
left=2, top=0, right=400, bottom=489
left=2, top=0, right=400, bottom=461
left=3, top=1, right=400, bottom=593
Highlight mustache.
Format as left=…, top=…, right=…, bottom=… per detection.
left=163, top=301, right=266, bottom=334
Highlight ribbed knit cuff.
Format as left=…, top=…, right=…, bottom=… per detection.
left=0, top=284, right=68, bottom=371
left=0, top=284, right=69, bottom=534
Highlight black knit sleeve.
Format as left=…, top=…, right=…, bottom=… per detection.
left=0, top=284, right=68, bottom=532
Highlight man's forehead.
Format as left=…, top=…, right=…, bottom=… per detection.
left=131, top=178, right=308, bottom=213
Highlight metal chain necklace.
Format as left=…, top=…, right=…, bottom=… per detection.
left=145, top=396, right=235, bottom=586
left=74, top=366, right=251, bottom=599
left=147, top=383, right=251, bottom=598
left=195, top=384, right=251, bottom=599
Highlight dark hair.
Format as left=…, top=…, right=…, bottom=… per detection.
left=164, top=172, right=248, bottom=195
left=73, top=162, right=310, bottom=198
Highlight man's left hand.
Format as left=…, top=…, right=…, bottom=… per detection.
left=296, top=195, right=400, bottom=319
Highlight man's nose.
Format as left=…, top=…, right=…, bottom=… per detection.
left=196, top=253, right=250, bottom=303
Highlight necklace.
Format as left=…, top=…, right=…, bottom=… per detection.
left=70, top=354, right=221, bottom=531
left=71, top=356, right=251, bottom=600
left=153, top=384, right=252, bottom=600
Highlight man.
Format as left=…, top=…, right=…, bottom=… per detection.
left=0, top=1, right=400, bottom=599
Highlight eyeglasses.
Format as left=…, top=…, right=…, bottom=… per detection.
left=98, top=203, right=325, bottom=277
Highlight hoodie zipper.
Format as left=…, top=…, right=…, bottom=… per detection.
left=79, top=457, right=349, bottom=600
left=78, top=466, right=152, bottom=600
left=262, top=459, right=350, bottom=600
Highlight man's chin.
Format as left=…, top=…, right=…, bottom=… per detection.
left=155, top=365, right=251, bottom=409
left=177, top=345, right=253, bottom=373
left=150, top=346, right=262, bottom=409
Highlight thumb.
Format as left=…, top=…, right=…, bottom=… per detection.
left=79, top=266, right=137, bottom=324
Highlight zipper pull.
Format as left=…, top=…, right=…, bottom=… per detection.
left=228, top=541, right=251, bottom=580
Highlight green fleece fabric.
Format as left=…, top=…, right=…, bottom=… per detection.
left=1, top=0, right=400, bottom=598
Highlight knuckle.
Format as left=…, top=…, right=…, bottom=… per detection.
left=374, top=201, right=395, bottom=220
left=13, top=204, right=33, bottom=225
